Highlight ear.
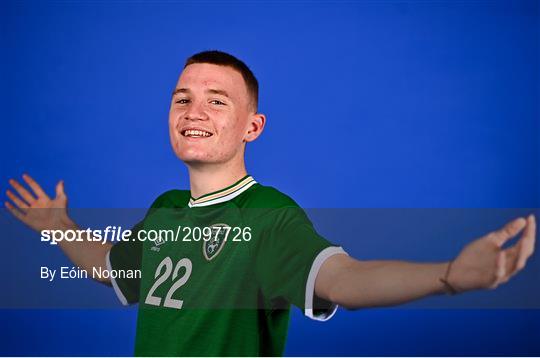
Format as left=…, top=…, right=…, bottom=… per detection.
left=244, top=113, right=266, bottom=143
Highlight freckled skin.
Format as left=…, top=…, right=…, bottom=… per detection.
left=169, top=63, right=254, bottom=167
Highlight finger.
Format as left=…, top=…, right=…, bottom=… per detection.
left=490, top=217, right=527, bottom=248
left=492, top=251, right=506, bottom=288
left=8, top=179, right=36, bottom=205
left=515, top=214, right=536, bottom=271
left=6, top=190, right=29, bottom=211
left=5, top=201, right=27, bottom=222
left=22, top=174, right=49, bottom=200
left=501, top=246, right=519, bottom=281
left=55, top=180, right=66, bottom=198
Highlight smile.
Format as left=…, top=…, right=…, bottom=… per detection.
left=182, top=129, right=213, bottom=138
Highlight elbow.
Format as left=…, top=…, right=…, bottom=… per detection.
left=95, top=275, right=112, bottom=286
left=327, top=286, right=362, bottom=311
left=85, top=264, right=112, bottom=286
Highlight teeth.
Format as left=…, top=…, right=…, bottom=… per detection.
left=184, top=129, right=211, bottom=137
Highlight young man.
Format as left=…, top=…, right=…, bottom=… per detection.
left=5, top=50, right=537, bottom=356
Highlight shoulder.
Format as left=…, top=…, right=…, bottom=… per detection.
left=238, top=183, right=301, bottom=209
left=150, top=189, right=190, bottom=209
left=240, top=184, right=318, bottom=237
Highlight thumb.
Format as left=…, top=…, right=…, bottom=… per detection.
left=55, top=180, right=66, bottom=198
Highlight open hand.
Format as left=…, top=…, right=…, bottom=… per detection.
left=5, top=174, right=71, bottom=232
left=447, top=215, right=536, bottom=293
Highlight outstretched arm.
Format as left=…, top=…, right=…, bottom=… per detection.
left=315, top=215, right=536, bottom=309
left=5, top=174, right=112, bottom=284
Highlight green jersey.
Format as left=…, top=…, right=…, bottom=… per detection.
left=107, top=175, right=346, bottom=356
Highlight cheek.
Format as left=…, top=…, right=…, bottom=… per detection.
left=168, top=116, right=181, bottom=146
left=222, top=118, right=247, bottom=139
left=169, top=110, right=182, bottom=132
left=169, top=108, right=178, bottom=124
left=217, top=127, right=243, bottom=147
left=168, top=120, right=176, bottom=140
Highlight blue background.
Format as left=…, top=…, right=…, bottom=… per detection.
left=1, top=0, right=539, bottom=355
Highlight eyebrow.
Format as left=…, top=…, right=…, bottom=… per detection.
left=172, top=88, right=230, bottom=98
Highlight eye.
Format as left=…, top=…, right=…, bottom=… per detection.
left=210, top=100, right=226, bottom=106
left=175, top=98, right=190, bottom=104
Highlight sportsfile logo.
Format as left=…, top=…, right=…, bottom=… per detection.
left=41, top=226, right=131, bottom=246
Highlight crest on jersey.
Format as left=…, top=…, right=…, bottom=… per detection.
left=203, top=224, right=229, bottom=261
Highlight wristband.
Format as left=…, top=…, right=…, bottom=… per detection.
left=439, top=260, right=459, bottom=295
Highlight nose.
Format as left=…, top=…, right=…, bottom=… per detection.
left=184, top=100, right=208, bottom=121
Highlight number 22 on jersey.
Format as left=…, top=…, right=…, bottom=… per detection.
left=144, top=257, right=192, bottom=309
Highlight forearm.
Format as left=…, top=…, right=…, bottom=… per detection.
left=328, top=259, right=449, bottom=309
left=54, top=217, right=113, bottom=284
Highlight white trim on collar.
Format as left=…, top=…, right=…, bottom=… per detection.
left=188, top=176, right=257, bottom=208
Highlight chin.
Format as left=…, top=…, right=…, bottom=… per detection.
left=175, top=150, right=214, bottom=165
left=172, top=143, right=237, bottom=166
left=172, top=143, right=202, bottom=160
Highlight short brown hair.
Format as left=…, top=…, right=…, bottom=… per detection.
left=184, top=50, right=259, bottom=111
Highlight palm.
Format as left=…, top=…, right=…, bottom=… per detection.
left=5, top=174, right=69, bottom=232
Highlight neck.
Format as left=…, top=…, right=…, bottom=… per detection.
left=187, top=160, right=248, bottom=199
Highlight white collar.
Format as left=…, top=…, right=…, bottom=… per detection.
left=188, top=175, right=257, bottom=208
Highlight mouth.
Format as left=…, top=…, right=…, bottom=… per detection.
left=181, top=128, right=213, bottom=138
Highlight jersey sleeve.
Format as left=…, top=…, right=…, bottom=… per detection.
left=107, top=221, right=144, bottom=305
left=255, top=207, right=347, bottom=321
